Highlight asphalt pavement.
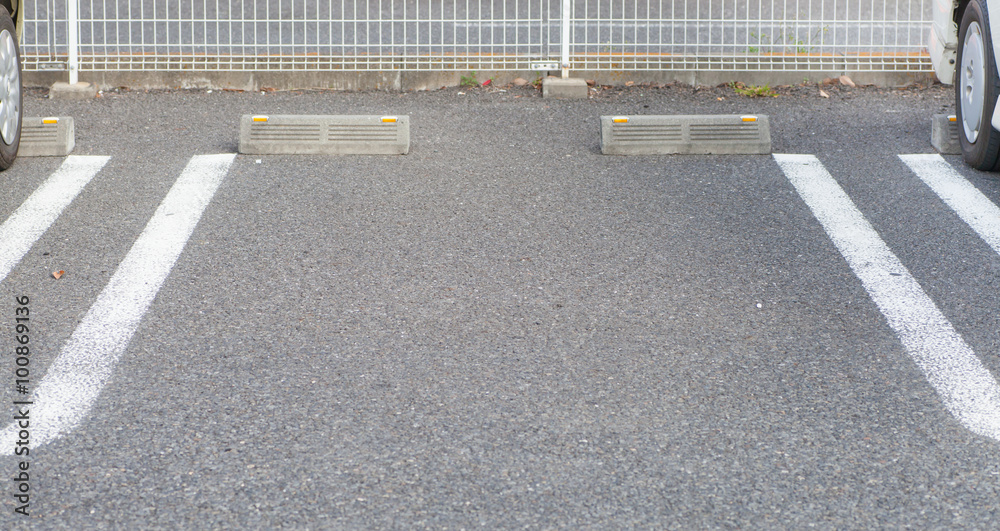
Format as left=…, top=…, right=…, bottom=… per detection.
left=4, top=79, right=1000, bottom=529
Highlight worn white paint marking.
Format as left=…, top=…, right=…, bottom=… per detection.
left=0, top=156, right=110, bottom=282
left=900, top=154, right=1000, bottom=255
left=774, top=154, right=1000, bottom=441
left=0, top=154, right=236, bottom=453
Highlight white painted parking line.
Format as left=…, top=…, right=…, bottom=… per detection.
left=774, top=154, right=1000, bottom=441
left=0, top=156, right=109, bottom=282
left=900, top=154, right=1000, bottom=255
left=0, top=154, right=236, bottom=453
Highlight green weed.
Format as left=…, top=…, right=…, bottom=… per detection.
left=460, top=71, right=478, bottom=87
left=729, top=82, right=777, bottom=98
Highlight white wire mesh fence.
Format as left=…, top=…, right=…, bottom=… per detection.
left=20, top=0, right=933, bottom=73
left=569, top=1, right=932, bottom=71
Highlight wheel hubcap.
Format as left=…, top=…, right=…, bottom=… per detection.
left=961, top=21, right=987, bottom=144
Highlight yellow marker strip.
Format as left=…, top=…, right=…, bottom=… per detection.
left=42, top=117, right=58, bottom=124
left=949, top=115, right=957, bottom=122
left=741, top=116, right=758, bottom=122
left=381, top=116, right=398, bottom=123
left=612, top=116, right=629, bottom=123
left=252, top=116, right=268, bottom=122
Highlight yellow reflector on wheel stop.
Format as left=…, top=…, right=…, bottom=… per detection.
left=612, top=116, right=629, bottom=124
left=41, top=117, right=58, bottom=124
left=381, top=116, right=398, bottom=123
left=741, top=116, right=758, bottom=122
left=252, top=116, right=268, bottom=122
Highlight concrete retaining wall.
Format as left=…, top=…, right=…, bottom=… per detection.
left=23, top=69, right=938, bottom=92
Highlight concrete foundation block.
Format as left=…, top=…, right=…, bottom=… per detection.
left=18, top=117, right=75, bottom=156
left=542, top=77, right=588, bottom=99
left=931, top=114, right=961, bottom=155
left=239, top=115, right=409, bottom=155
left=49, top=82, right=98, bottom=100
left=601, top=115, right=771, bottom=155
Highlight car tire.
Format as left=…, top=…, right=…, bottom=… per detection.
left=0, top=6, right=19, bottom=171
left=957, top=0, right=1000, bottom=170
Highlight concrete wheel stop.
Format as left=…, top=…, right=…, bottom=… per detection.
left=238, top=115, right=410, bottom=155
left=931, top=114, right=960, bottom=155
left=600, top=115, right=771, bottom=155
left=19, top=117, right=75, bottom=156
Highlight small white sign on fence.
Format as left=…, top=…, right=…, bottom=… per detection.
left=530, top=62, right=561, bottom=71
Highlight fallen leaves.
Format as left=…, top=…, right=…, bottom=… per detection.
left=819, top=89, right=830, bottom=98
left=52, top=270, right=65, bottom=279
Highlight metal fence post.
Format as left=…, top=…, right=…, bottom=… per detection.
left=67, top=0, right=78, bottom=84
left=560, top=0, right=570, bottom=78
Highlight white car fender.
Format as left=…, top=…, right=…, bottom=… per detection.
left=930, top=0, right=959, bottom=84
left=932, top=0, right=1000, bottom=83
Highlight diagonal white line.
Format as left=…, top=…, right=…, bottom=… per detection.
left=774, top=153, right=1000, bottom=441
left=0, top=156, right=110, bottom=282
left=0, top=154, right=236, bottom=453
left=900, top=153, right=1000, bottom=255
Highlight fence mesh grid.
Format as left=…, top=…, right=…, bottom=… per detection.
left=19, top=0, right=933, bottom=73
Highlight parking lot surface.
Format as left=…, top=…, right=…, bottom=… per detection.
left=3, top=80, right=1000, bottom=528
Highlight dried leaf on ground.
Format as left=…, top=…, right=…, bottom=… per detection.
left=819, top=89, right=830, bottom=98
left=52, top=270, right=64, bottom=279
left=838, top=75, right=856, bottom=88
